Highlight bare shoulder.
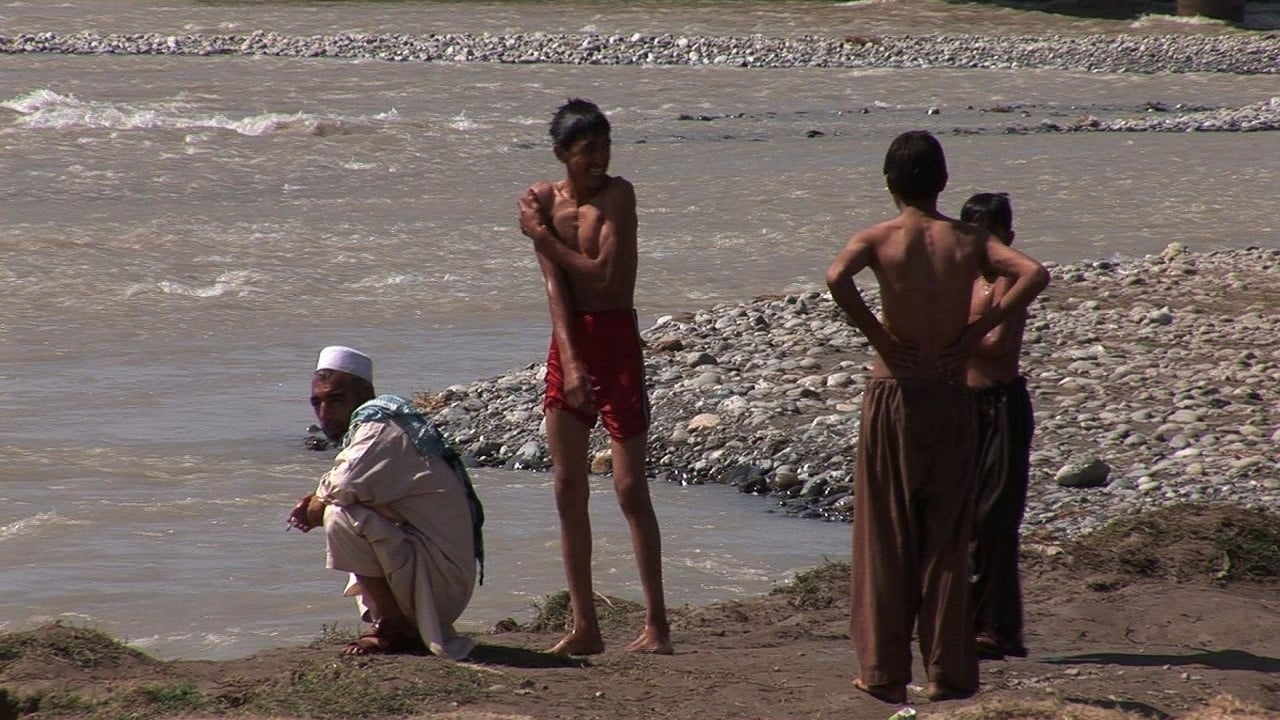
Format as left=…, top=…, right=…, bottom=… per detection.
left=850, top=217, right=900, bottom=248
left=940, top=215, right=990, bottom=253
left=603, top=175, right=637, bottom=203
left=526, top=179, right=555, bottom=206
left=599, top=176, right=638, bottom=224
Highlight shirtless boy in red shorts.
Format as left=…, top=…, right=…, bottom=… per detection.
left=517, top=98, right=671, bottom=656
left=826, top=131, right=1048, bottom=703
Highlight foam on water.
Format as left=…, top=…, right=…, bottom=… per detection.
left=123, top=269, right=266, bottom=299
left=448, top=112, right=484, bottom=131
left=2, top=87, right=404, bottom=136
left=129, top=630, right=247, bottom=656
left=0, top=511, right=77, bottom=542
left=351, top=273, right=418, bottom=288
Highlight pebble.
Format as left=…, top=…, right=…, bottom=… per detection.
left=1055, top=459, right=1113, bottom=489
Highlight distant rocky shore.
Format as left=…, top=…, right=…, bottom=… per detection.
left=3, top=29, right=1279, bottom=75
left=6, top=31, right=1280, bottom=133
left=413, top=245, right=1280, bottom=540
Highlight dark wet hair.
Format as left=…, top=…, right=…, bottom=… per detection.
left=960, top=192, right=1013, bottom=234
left=549, top=98, right=611, bottom=150
left=883, top=130, right=947, bottom=201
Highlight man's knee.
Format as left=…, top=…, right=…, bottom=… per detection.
left=323, top=505, right=397, bottom=577
left=323, top=505, right=370, bottom=557
left=324, top=504, right=355, bottom=534
left=325, top=503, right=374, bottom=536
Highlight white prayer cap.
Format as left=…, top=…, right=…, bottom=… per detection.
left=315, top=345, right=373, bottom=383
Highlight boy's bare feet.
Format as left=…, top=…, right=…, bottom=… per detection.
left=852, top=678, right=906, bottom=704
left=975, top=631, right=1028, bottom=659
left=548, top=630, right=605, bottom=656
left=1002, top=636, right=1029, bottom=658
left=975, top=632, right=1005, bottom=660
left=625, top=624, right=673, bottom=654
left=925, top=682, right=976, bottom=702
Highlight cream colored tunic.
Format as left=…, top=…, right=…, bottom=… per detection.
left=316, top=419, right=477, bottom=660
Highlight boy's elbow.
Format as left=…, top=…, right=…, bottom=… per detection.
left=824, top=265, right=847, bottom=292
left=1033, top=264, right=1051, bottom=291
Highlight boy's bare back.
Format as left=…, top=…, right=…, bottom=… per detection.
left=826, top=130, right=1047, bottom=385
left=855, top=212, right=989, bottom=380
left=829, top=208, right=1046, bottom=384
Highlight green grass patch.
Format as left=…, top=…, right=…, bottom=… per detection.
left=235, top=655, right=487, bottom=718
left=770, top=559, right=849, bottom=609
left=1070, top=503, right=1280, bottom=583
left=5, top=688, right=96, bottom=717
left=521, top=590, right=643, bottom=633
left=0, top=622, right=156, bottom=672
left=0, top=682, right=208, bottom=719
left=131, top=682, right=207, bottom=714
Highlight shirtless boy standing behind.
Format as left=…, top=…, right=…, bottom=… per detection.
left=961, top=193, right=1037, bottom=660
left=825, top=131, right=1048, bottom=704
left=516, top=98, right=671, bottom=656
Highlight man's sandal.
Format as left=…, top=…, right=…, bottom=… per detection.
left=342, top=622, right=425, bottom=656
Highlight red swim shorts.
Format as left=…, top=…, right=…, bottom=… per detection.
left=544, top=308, right=650, bottom=442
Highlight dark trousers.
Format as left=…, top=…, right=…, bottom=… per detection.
left=971, top=377, right=1035, bottom=647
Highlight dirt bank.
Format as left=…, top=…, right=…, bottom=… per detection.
left=3, top=505, right=1278, bottom=720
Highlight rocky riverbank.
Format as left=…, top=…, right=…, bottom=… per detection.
left=2, top=29, right=1279, bottom=75
left=413, top=245, right=1280, bottom=540
left=5, top=31, right=1280, bottom=136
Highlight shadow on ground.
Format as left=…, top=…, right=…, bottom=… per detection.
left=1062, top=696, right=1172, bottom=720
left=465, top=642, right=587, bottom=669
left=1044, top=648, right=1280, bottom=672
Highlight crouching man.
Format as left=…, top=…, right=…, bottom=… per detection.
left=288, top=345, right=484, bottom=659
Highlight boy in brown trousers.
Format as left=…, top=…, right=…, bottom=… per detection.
left=825, top=131, right=1048, bottom=703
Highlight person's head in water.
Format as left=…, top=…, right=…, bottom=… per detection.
left=311, top=346, right=376, bottom=442
left=883, top=130, right=948, bottom=204
left=550, top=98, right=612, bottom=194
left=960, top=192, right=1015, bottom=245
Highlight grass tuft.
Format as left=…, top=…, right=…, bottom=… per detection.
left=769, top=559, right=850, bottom=609
left=131, top=682, right=207, bottom=714
left=1070, top=503, right=1280, bottom=584
left=237, top=655, right=486, bottom=718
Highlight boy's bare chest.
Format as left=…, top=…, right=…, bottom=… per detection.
left=550, top=199, right=605, bottom=256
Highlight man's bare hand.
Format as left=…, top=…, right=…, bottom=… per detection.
left=287, top=493, right=325, bottom=533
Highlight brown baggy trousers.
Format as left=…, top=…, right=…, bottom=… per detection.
left=851, top=378, right=978, bottom=692
left=971, top=377, right=1035, bottom=649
